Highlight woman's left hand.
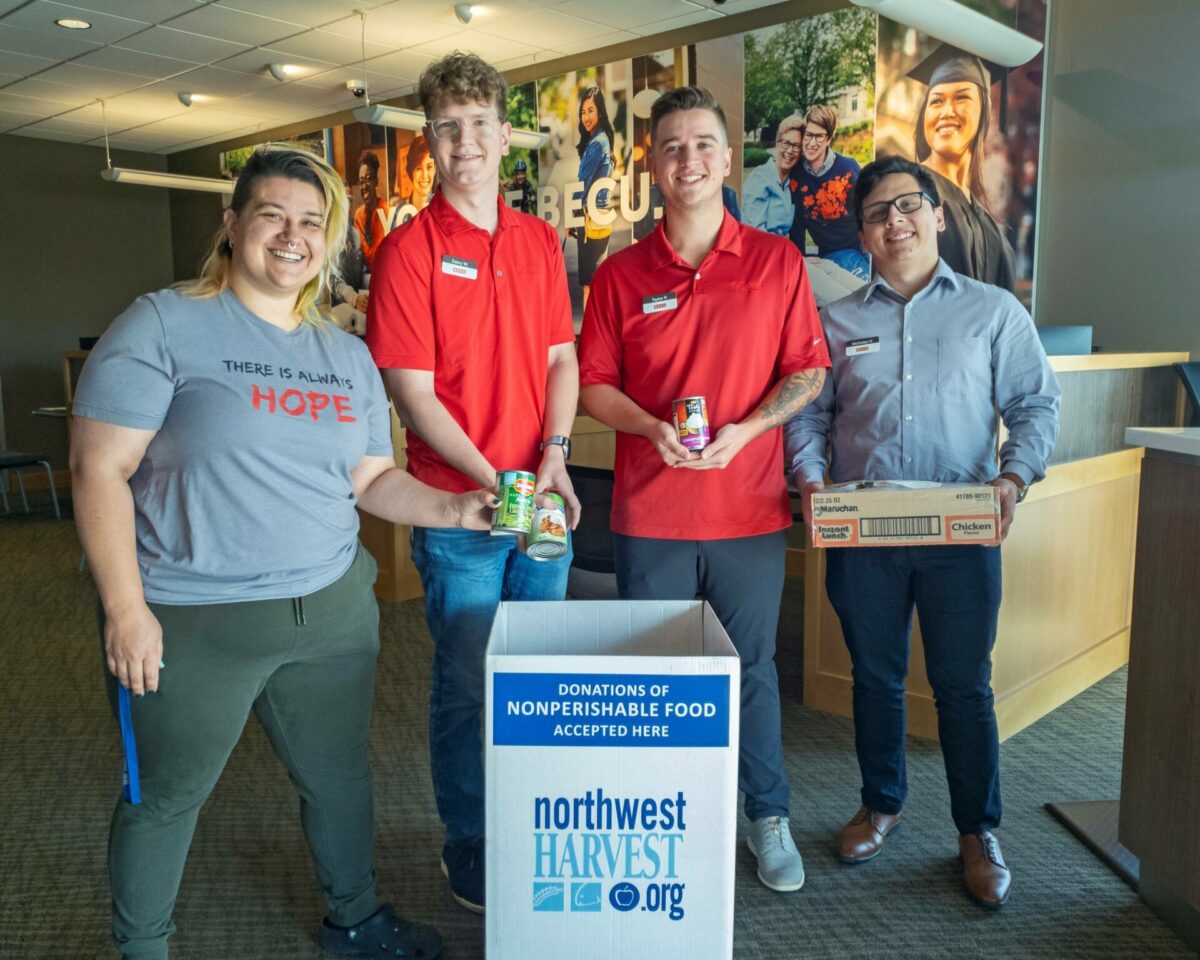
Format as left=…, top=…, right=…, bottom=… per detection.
left=447, top=489, right=501, bottom=531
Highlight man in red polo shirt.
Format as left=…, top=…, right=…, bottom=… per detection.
left=579, top=86, right=830, bottom=893
left=366, top=52, right=580, bottom=914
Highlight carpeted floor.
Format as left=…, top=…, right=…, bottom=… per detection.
left=0, top=505, right=1195, bottom=959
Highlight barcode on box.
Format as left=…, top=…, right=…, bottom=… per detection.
left=861, top=516, right=941, bottom=538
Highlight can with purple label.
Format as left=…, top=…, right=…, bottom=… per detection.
left=673, top=396, right=710, bottom=451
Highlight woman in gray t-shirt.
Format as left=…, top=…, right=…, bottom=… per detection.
left=72, top=147, right=488, bottom=960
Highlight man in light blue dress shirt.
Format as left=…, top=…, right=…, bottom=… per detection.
left=784, top=155, right=1060, bottom=909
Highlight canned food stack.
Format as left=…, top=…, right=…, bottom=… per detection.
left=491, top=470, right=568, bottom=560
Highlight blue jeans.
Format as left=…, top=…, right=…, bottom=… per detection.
left=612, top=531, right=790, bottom=822
left=825, top=545, right=1003, bottom=835
left=824, top=246, right=871, bottom=280
left=411, top=527, right=571, bottom=842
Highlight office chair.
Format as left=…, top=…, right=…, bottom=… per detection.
left=565, top=464, right=617, bottom=599
left=1176, top=362, right=1200, bottom=427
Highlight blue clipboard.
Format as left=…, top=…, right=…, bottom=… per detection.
left=117, top=685, right=141, bottom=805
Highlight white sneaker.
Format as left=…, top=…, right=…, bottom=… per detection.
left=747, top=816, right=806, bottom=892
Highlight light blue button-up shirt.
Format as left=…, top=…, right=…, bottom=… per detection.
left=742, top=160, right=794, bottom=236
left=785, top=260, right=1060, bottom=487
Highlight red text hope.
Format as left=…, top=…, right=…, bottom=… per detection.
left=251, top=384, right=356, bottom=422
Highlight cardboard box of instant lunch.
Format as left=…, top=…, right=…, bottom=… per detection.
left=810, top=481, right=1001, bottom=548
left=485, top=600, right=740, bottom=960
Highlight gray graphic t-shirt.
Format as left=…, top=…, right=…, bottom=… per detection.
left=74, top=288, right=393, bottom=604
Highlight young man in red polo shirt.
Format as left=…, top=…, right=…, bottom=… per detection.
left=578, top=86, right=830, bottom=893
left=366, top=52, right=580, bottom=914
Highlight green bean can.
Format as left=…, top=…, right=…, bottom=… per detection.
left=492, top=470, right=536, bottom=536
left=527, top=492, right=568, bottom=560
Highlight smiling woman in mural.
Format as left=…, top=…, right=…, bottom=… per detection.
left=574, top=84, right=616, bottom=306
left=911, top=46, right=1015, bottom=291
left=742, top=113, right=804, bottom=236
left=389, top=134, right=437, bottom=231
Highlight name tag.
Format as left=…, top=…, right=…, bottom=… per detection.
left=846, top=336, right=880, bottom=356
left=642, top=292, right=678, bottom=314
left=441, top=255, right=478, bottom=280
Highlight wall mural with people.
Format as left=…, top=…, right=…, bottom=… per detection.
left=219, top=1, right=1047, bottom=329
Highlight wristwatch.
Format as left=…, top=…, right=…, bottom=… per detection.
left=541, top=435, right=571, bottom=460
left=999, top=472, right=1028, bottom=503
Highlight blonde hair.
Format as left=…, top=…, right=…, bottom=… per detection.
left=777, top=114, right=806, bottom=141
left=178, top=145, right=349, bottom=327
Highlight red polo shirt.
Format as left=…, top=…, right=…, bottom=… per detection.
left=579, top=213, right=829, bottom=540
left=367, top=192, right=575, bottom=493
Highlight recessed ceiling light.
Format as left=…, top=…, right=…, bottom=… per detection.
left=55, top=18, right=92, bottom=29
left=453, top=4, right=480, bottom=25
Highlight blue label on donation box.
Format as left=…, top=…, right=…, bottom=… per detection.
left=492, top=673, right=729, bottom=747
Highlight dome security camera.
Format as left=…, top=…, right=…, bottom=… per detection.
left=346, top=80, right=367, bottom=98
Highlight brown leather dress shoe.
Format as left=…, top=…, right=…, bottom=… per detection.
left=959, top=831, right=1012, bottom=908
left=837, top=807, right=903, bottom=864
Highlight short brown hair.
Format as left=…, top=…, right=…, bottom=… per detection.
left=418, top=51, right=507, bottom=120
left=650, top=86, right=727, bottom=143
left=803, top=103, right=838, bottom=139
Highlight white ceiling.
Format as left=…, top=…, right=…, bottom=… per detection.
left=0, top=0, right=787, bottom=154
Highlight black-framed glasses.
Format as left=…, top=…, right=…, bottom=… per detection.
left=775, top=138, right=802, bottom=154
left=427, top=116, right=497, bottom=140
left=861, top=191, right=934, bottom=224
left=801, top=130, right=828, bottom=143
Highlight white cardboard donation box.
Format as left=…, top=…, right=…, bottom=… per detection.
left=485, top=600, right=741, bottom=960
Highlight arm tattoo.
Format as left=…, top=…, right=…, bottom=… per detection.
left=759, top=368, right=825, bottom=427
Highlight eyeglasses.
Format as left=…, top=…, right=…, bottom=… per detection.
left=801, top=130, right=829, bottom=143
left=355, top=176, right=378, bottom=186
left=427, top=116, right=498, bottom=141
left=861, top=191, right=935, bottom=224
left=775, top=138, right=802, bottom=154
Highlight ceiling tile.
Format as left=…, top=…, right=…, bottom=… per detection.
left=0, top=0, right=27, bottom=13
left=93, top=132, right=182, bottom=151
left=551, top=30, right=640, bottom=57
left=637, top=7, right=725, bottom=36
left=0, top=51, right=59, bottom=79
left=2, top=75, right=92, bottom=106
left=95, top=88, right=195, bottom=124
left=66, top=0, right=201, bottom=23
left=368, top=0, right=535, bottom=24
left=266, top=28, right=393, bottom=64
left=322, top=11, right=459, bottom=48
left=170, top=64, right=276, bottom=97
left=16, top=123, right=94, bottom=143
left=481, top=9, right=620, bottom=48
left=712, top=0, right=788, bottom=10
left=72, top=44, right=200, bottom=78
left=166, top=5, right=308, bottom=48
left=302, top=64, right=421, bottom=95
left=114, top=25, right=252, bottom=63
left=553, top=0, right=705, bottom=30
left=217, top=46, right=337, bottom=78
left=2, top=1, right=148, bottom=45
left=34, top=62, right=151, bottom=98
left=213, top=0, right=365, bottom=30
left=0, top=107, right=44, bottom=129
left=58, top=99, right=164, bottom=128
left=0, top=22, right=104, bottom=60
left=23, top=113, right=109, bottom=136
left=256, top=79, right=351, bottom=110
left=411, top=29, right=540, bottom=64
left=363, top=49, right=435, bottom=81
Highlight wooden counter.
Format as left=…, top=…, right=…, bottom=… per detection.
left=802, top=351, right=1189, bottom=741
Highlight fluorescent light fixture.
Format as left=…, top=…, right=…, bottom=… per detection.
left=850, top=0, right=1041, bottom=67
left=453, top=4, right=478, bottom=25
left=268, top=63, right=301, bottom=81
left=55, top=18, right=91, bottom=29
left=353, top=102, right=549, bottom=150
left=101, top=167, right=234, bottom=195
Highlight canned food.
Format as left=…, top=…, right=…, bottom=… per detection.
left=492, top=470, right=536, bottom=536
left=673, top=396, right=710, bottom=451
left=527, top=492, right=568, bottom=560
